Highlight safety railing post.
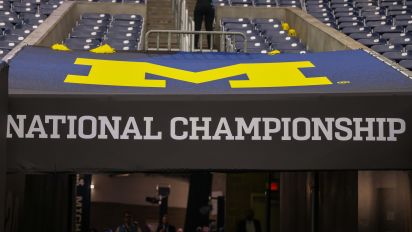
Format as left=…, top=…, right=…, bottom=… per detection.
left=144, top=30, right=247, bottom=53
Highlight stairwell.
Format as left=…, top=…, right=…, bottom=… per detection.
left=146, top=0, right=179, bottom=49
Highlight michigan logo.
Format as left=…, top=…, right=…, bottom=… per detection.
left=65, top=58, right=332, bottom=88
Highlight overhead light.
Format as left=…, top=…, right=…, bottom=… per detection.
left=90, top=184, right=95, bottom=189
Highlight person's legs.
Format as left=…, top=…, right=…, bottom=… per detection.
left=194, top=7, right=203, bottom=49
left=204, top=7, right=215, bottom=49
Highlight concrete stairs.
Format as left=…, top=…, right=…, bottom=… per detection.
left=146, top=0, right=179, bottom=49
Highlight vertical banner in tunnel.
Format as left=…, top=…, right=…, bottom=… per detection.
left=74, top=174, right=92, bottom=232
left=0, top=63, right=8, bottom=232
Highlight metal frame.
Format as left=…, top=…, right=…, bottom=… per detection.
left=145, top=30, right=248, bottom=52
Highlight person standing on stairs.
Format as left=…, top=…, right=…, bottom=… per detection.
left=194, top=0, right=215, bottom=49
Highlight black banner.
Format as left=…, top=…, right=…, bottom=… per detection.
left=74, top=174, right=91, bottom=232
left=0, top=62, right=8, bottom=230
left=6, top=93, right=412, bottom=172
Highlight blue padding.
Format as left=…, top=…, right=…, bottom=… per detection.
left=8, top=46, right=412, bottom=95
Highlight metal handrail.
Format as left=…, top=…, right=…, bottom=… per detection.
left=145, top=30, right=248, bottom=52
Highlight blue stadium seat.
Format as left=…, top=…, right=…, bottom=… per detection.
left=269, top=36, right=300, bottom=45
left=103, top=39, right=138, bottom=51
left=339, top=21, right=364, bottom=28
left=255, top=0, right=277, bottom=7
left=349, top=32, right=379, bottom=39
left=224, top=23, right=254, bottom=30
left=389, top=36, right=412, bottom=45
left=0, top=48, right=9, bottom=57
left=111, top=20, right=142, bottom=27
left=70, top=30, right=104, bottom=40
left=278, top=0, right=301, bottom=7
left=231, top=0, right=253, bottom=6
left=282, top=49, right=307, bottom=54
left=394, top=20, right=412, bottom=26
left=78, top=18, right=110, bottom=26
left=64, top=38, right=100, bottom=50
left=22, top=13, right=46, bottom=25
left=0, top=40, right=16, bottom=49
left=112, top=14, right=143, bottom=22
left=395, top=15, right=412, bottom=20
left=364, top=15, right=389, bottom=21
left=272, top=41, right=306, bottom=51
left=221, top=17, right=251, bottom=24
left=255, top=23, right=283, bottom=34
left=373, top=25, right=403, bottom=33
left=383, top=51, right=412, bottom=61
left=106, top=31, right=139, bottom=40
left=73, top=25, right=107, bottom=33
left=371, top=44, right=403, bottom=53
left=12, top=28, right=32, bottom=36
left=357, top=38, right=386, bottom=46
left=398, top=59, right=412, bottom=69
left=341, top=26, right=372, bottom=34
left=381, top=32, right=410, bottom=39
left=338, top=16, right=364, bottom=23
left=212, top=0, right=229, bottom=6
left=252, top=18, right=281, bottom=25
left=81, top=13, right=111, bottom=20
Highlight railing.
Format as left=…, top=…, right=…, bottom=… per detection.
left=145, top=30, right=248, bottom=52
left=171, top=0, right=194, bottom=50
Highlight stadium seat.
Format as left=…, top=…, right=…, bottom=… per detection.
left=0, top=40, right=16, bottom=49
left=111, top=20, right=143, bottom=27
left=81, top=13, right=111, bottom=20
left=103, top=39, right=138, bottom=51
left=381, top=32, right=412, bottom=39
left=64, top=13, right=144, bottom=51
left=398, top=59, right=412, bottom=69
left=341, top=26, right=372, bottom=34
left=78, top=19, right=110, bottom=26
left=373, top=25, right=403, bottom=33
left=112, top=14, right=143, bottom=22
left=371, top=44, right=403, bottom=53
left=382, top=51, right=412, bottom=61
left=73, top=25, right=107, bottom=33
left=252, top=18, right=281, bottom=25
left=231, top=0, right=253, bottom=7
left=64, top=38, right=100, bottom=50
left=357, top=38, right=386, bottom=46
left=349, top=32, right=379, bottom=39
left=389, top=36, right=412, bottom=45
left=70, top=30, right=105, bottom=40
left=221, top=17, right=251, bottom=24
left=106, top=31, right=140, bottom=40
left=255, top=0, right=277, bottom=7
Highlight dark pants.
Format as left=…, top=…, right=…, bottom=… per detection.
left=194, top=5, right=215, bottom=49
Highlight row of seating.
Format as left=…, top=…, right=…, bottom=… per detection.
left=305, top=0, right=412, bottom=69
left=86, top=0, right=144, bottom=3
left=221, top=17, right=307, bottom=53
left=212, top=0, right=302, bottom=8
left=63, top=13, right=143, bottom=51
left=0, top=0, right=63, bottom=58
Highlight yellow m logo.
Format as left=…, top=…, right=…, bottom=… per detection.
left=65, top=58, right=332, bottom=88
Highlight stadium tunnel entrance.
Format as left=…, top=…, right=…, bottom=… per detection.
left=1, top=46, right=412, bottom=232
